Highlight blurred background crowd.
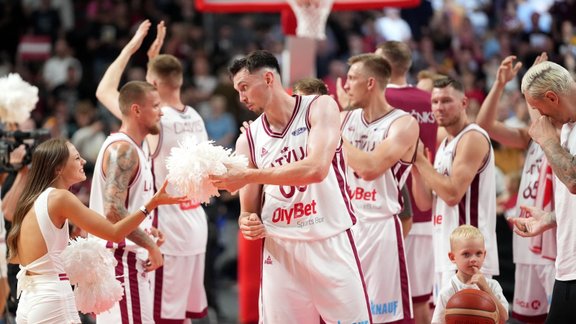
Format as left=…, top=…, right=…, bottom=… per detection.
left=0, top=0, right=575, bottom=322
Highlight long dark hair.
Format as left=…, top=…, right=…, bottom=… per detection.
left=7, top=138, right=70, bottom=260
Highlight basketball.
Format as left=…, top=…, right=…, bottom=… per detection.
left=445, top=288, right=500, bottom=324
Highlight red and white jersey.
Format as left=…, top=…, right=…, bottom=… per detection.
left=246, top=95, right=355, bottom=240
left=554, top=122, right=576, bottom=281
left=341, top=108, right=412, bottom=220
left=386, top=85, right=436, bottom=226
left=89, top=132, right=154, bottom=251
left=152, top=105, right=209, bottom=255
left=432, top=124, right=499, bottom=275
left=512, top=141, right=553, bottom=265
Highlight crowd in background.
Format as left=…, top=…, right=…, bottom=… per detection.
left=0, top=0, right=576, bottom=321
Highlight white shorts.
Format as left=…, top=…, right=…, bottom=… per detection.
left=511, top=263, right=555, bottom=321
left=404, top=233, right=433, bottom=304
left=152, top=253, right=208, bottom=322
left=353, top=217, right=413, bottom=323
left=260, top=230, right=371, bottom=324
left=96, top=248, right=154, bottom=324
left=16, top=274, right=81, bottom=324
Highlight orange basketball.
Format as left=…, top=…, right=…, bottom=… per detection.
left=445, top=288, right=500, bottom=324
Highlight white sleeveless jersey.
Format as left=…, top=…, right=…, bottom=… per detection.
left=554, top=123, right=576, bottom=281
left=341, top=108, right=412, bottom=220
left=433, top=124, right=499, bottom=275
left=152, top=105, right=208, bottom=255
left=512, top=141, right=552, bottom=265
left=89, top=132, right=154, bottom=251
left=246, top=95, right=355, bottom=240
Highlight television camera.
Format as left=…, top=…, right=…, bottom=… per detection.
left=0, top=129, right=50, bottom=172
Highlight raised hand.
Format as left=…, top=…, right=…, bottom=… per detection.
left=125, top=20, right=152, bottom=55
left=147, top=20, right=166, bottom=60
left=532, top=52, right=548, bottom=66
left=496, top=56, right=522, bottom=85
left=529, top=115, right=559, bottom=146
left=336, top=77, right=350, bottom=109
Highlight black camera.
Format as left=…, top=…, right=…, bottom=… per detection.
left=0, top=129, right=50, bottom=172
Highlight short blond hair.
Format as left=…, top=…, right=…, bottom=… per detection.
left=450, top=225, right=484, bottom=250
left=147, top=54, right=183, bottom=89
left=521, top=61, right=573, bottom=99
left=348, top=53, right=391, bottom=90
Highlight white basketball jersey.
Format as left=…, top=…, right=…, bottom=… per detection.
left=432, top=124, right=499, bottom=275
left=341, top=108, right=412, bottom=220
left=512, top=141, right=552, bottom=265
left=152, top=105, right=209, bottom=255
left=89, top=132, right=154, bottom=251
left=246, top=95, right=355, bottom=240
left=554, top=123, right=576, bottom=281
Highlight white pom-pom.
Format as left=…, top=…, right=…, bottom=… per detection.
left=0, top=74, right=38, bottom=124
left=60, top=237, right=124, bottom=314
left=166, top=139, right=248, bottom=203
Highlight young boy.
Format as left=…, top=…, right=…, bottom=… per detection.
left=431, top=225, right=509, bottom=324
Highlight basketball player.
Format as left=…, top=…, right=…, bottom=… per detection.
left=89, top=80, right=163, bottom=324
left=211, top=50, right=371, bottom=324
left=96, top=20, right=210, bottom=322
left=336, top=41, right=437, bottom=324
left=513, top=60, right=576, bottom=323
left=476, top=54, right=555, bottom=322
left=340, top=53, right=418, bottom=323
left=431, top=225, right=508, bottom=324
left=410, top=76, right=500, bottom=304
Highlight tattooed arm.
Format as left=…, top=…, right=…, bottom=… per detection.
left=103, top=141, right=163, bottom=271
left=529, top=116, right=576, bottom=193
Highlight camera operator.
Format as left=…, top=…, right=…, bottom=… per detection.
left=0, top=119, right=49, bottom=323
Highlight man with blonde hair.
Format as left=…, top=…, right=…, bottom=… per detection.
left=514, top=60, right=576, bottom=323
left=340, top=53, right=419, bottom=323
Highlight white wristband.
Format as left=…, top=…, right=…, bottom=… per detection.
left=139, top=205, right=151, bottom=217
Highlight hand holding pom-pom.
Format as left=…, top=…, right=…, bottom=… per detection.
left=166, top=138, right=248, bottom=204
left=60, top=237, right=124, bottom=314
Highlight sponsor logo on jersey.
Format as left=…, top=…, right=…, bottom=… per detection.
left=264, top=256, right=273, bottom=265
left=371, top=300, right=398, bottom=315
left=261, top=147, right=268, bottom=157
left=410, top=110, right=436, bottom=124
left=291, top=127, right=307, bottom=136
left=515, top=298, right=542, bottom=311
left=433, top=214, right=443, bottom=225
left=348, top=187, right=377, bottom=201
left=272, top=200, right=317, bottom=225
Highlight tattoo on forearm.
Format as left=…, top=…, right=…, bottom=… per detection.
left=542, top=139, right=576, bottom=188
left=104, top=144, right=155, bottom=249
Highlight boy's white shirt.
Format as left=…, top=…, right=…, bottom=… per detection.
left=431, top=273, right=509, bottom=324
